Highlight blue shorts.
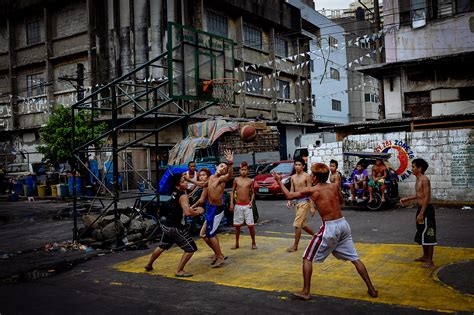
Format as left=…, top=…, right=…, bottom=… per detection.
left=205, top=204, right=225, bottom=238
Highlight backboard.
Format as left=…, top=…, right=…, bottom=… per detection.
left=167, top=22, right=235, bottom=102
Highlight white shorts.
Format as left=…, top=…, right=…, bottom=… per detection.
left=233, top=204, right=254, bottom=226
left=303, top=217, right=359, bottom=262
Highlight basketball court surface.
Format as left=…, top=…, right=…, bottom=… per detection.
left=114, top=234, right=474, bottom=313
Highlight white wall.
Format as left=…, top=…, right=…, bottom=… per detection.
left=432, top=101, right=474, bottom=116
left=286, top=126, right=303, bottom=159
left=383, top=76, right=403, bottom=119
left=309, top=128, right=474, bottom=202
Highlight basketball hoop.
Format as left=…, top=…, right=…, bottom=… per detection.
left=210, top=78, right=238, bottom=110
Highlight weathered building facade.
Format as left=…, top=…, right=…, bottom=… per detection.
left=357, top=0, right=474, bottom=119
left=0, top=0, right=313, bottom=166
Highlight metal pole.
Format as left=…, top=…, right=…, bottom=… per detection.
left=72, top=108, right=78, bottom=241
left=374, top=0, right=385, bottom=119
left=111, top=85, right=121, bottom=247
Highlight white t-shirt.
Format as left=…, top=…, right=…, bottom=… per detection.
left=184, top=171, right=197, bottom=190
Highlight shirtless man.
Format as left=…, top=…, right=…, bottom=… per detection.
left=287, top=158, right=315, bottom=253
left=369, top=159, right=388, bottom=203
left=230, top=161, right=257, bottom=250
left=272, top=163, right=378, bottom=300
left=400, top=158, right=436, bottom=268
left=194, top=149, right=234, bottom=268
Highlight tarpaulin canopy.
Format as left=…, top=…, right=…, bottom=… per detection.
left=168, top=119, right=238, bottom=165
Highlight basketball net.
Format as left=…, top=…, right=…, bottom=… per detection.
left=210, top=78, right=237, bottom=110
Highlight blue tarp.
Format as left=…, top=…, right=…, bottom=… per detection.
left=158, top=163, right=216, bottom=195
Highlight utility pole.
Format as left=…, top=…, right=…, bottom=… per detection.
left=58, top=63, right=85, bottom=101
left=373, top=0, right=385, bottom=119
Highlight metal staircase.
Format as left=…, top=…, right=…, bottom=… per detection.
left=70, top=50, right=217, bottom=244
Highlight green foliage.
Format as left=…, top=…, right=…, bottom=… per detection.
left=37, top=104, right=108, bottom=166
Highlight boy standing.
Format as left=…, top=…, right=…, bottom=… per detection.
left=272, top=163, right=378, bottom=300
left=144, top=175, right=204, bottom=277
left=287, top=159, right=315, bottom=252
left=230, top=161, right=257, bottom=250
left=400, top=158, right=436, bottom=268
left=329, top=159, right=342, bottom=186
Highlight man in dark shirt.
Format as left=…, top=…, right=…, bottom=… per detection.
left=144, top=174, right=204, bottom=277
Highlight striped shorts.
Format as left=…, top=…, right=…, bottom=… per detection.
left=303, top=217, right=359, bottom=263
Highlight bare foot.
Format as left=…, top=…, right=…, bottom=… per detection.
left=292, top=291, right=311, bottom=300
left=211, top=257, right=225, bottom=268
left=144, top=265, right=153, bottom=272
left=208, top=254, right=216, bottom=260
left=381, top=198, right=386, bottom=203
left=252, top=244, right=258, bottom=250
left=231, top=245, right=239, bottom=250
left=420, top=263, right=434, bottom=268
left=414, top=257, right=427, bottom=262
left=368, top=289, right=378, bottom=298
left=287, top=247, right=297, bottom=252
left=368, top=198, right=374, bottom=203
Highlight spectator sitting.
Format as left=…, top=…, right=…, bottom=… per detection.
left=350, top=162, right=368, bottom=201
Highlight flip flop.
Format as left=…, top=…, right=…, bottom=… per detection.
left=175, top=273, right=193, bottom=277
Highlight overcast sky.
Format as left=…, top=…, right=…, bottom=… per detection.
left=314, top=0, right=353, bottom=10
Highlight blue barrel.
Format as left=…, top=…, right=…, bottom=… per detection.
left=59, top=184, right=69, bottom=197
left=25, top=175, right=36, bottom=197
left=68, top=176, right=82, bottom=196
left=85, top=186, right=94, bottom=197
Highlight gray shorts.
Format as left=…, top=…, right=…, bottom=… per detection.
left=159, top=225, right=197, bottom=253
left=303, top=217, right=359, bottom=262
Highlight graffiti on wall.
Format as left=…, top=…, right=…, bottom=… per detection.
left=449, top=139, right=473, bottom=188
left=374, top=140, right=415, bottom=181
left=18, top=96, right=49, bottom=115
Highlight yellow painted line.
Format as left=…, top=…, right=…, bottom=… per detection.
left=262, top=231, right=313, bottom=238
left=114, top=234, right=474, bottom=312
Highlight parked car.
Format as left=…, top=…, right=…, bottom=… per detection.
left=253, top=160, right=294, bottom=198
left=5, top=162, right=48, bottom=178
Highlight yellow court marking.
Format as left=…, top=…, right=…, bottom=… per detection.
left=114, top=234, right=474, bottom=313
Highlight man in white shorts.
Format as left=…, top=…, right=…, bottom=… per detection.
left=272, top=163, right=378, bottom=300
left=230, top=161, right=257, bottom=250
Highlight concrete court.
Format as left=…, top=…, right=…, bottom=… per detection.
left=114, top=233, right=474, bottom=313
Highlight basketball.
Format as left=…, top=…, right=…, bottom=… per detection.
left=240, top=125, right=257, bottom=142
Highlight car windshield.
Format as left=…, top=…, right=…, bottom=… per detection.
left=7, top=164, right=28, bottom=173
left=262, top=162, right=293, bottom=175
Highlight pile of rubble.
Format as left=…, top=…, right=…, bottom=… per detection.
left=80, top=209, right=158, bottom=247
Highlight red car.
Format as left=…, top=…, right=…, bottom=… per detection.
left=253, top=160, right=294, bottom=198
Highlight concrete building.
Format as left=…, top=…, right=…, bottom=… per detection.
left=289, top=0, right=350, bottom=127
left=0, top=0, right=312, bottom=167
left=357, top=0, right=474, bottom=119
left=334, top=9, right=381, bottom=122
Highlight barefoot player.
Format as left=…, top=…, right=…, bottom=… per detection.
left=400, top=158, right=436, bottom=268
left=230, top=161, right=257, bottom=250
left=287, top=158, right=315, bottom=252
left=272, top=163, right=378, bottom=300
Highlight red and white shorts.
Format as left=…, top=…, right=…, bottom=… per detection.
left=303, top=217, right=359, bottom=262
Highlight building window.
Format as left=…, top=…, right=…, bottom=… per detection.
left=328, top=36, right=338, bottom=48
left=312, top=94, right=316, bottom=106
left=399, top=0, right=471, bottom=27
left=26, top=20, right=41, bottom=45
left=277, top=79, right=290, bottom=99
left=275, top=37, right=288, bottom=57
left=310, top=60, right=314, bottom=72
left=332, top=99, right=341, bottom=111
left=365, top=93, right=371, bottom=102
left=27, top=74, right=45, bottom=97
left=244, top=25, right=262, bottom=50
left=246, top=72, right=263, bottom=95
left=207, top=11, right=228, bottom=37
left=330, top=68, right=340, bottom=80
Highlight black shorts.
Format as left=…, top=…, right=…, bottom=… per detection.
left=415, top=204, right=437, bottom=245
left=159, top=225, right=197, bottom=253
